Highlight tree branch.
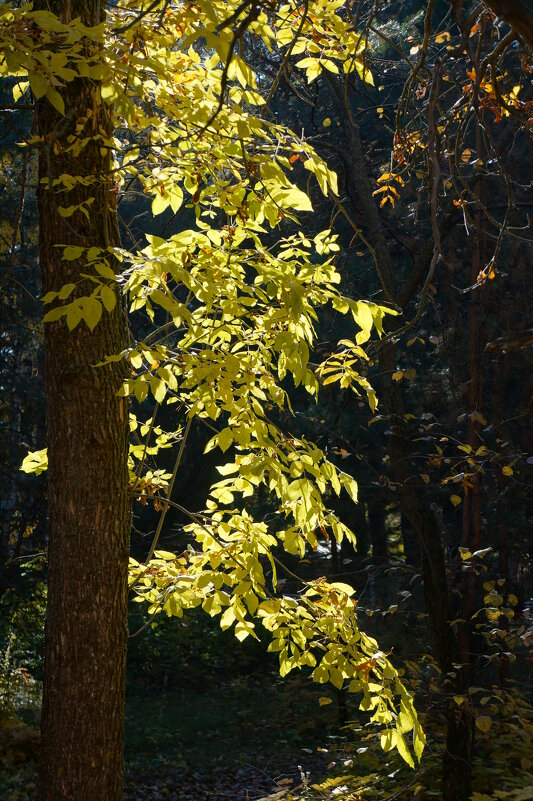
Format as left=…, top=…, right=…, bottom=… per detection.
left=482, top=0, right=533, bottom=51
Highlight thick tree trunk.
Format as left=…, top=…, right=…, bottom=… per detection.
left=36, top=3, right=130, bottom=800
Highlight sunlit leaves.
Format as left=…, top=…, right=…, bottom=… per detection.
left=6, top=0, right=424, bottom=766
left=130, top=544, right=422, bottom=762
left=20, top=449, right=48, bottom=476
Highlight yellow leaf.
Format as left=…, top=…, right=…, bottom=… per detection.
left=475, top=715, right=492, bottom=733
left=58, top=205, right=76, bottom=218
left=63, top=246, right=84, bottom=261
left=458, top=444, right=472, bottom=454
left=220, top=606, right=235, bottom=630
left=330, top=582, right=355, bottom=597
left=13, top=80, right=29, bottom=102
left=354, top=59, right=374, bottom=85
left=380, top=729, right=398, bottom=752
left=29, top=71, right=48, bottom=99
left=150, top=376, right=166, bottom=403
left=152, top=192, right=170, bottom=216
left=450, top=494, right=462, bottom=507
left=46, top=86, right=65, bottom=115
left=218, top=428, right=233, bottom=453
left=100, top=284, right=117, bottom=312
left=20, top=448, right=48, bottom=476
left=322, top=117, right=332, bottom=127
left=395, top=731, right=414, bottom=768
left=502, top=465, right=513, bottom=476
left=319, top=696, right=333, bottom=706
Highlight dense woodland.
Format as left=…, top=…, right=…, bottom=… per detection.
left=0, top=1, right=532, bottom=801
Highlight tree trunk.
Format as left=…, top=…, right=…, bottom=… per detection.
left=367, top=495, right=388, bottom=567
left=379, top=342, right=473, bottom=801
left=326, top=74, right=474, bottom=800
left=36, top=3, right=130, bottom=800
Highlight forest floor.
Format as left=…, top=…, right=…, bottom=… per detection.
left=123, top=754, right=327, bottom=801
left=122, top=680, right=336, bottom=800
left=0, top=678, right=339, bottom=801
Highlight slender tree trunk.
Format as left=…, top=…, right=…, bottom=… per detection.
left=379, top=343, right=473, bottom=801
left=367, top=495, right=388, bottom=566
left=327, top=74, right=474, bottom=801
left=36, top=3, right=130, bottom=800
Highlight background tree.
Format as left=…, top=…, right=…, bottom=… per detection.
left=254, top=1, right=532, bottom=798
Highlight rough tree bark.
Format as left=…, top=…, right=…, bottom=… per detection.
left=36, top=2, right=130, bottom=800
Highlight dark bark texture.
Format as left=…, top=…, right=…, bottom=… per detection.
left=327, top=75, right=475, bottom=801
left=36, top=2, right=130, bottom=800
